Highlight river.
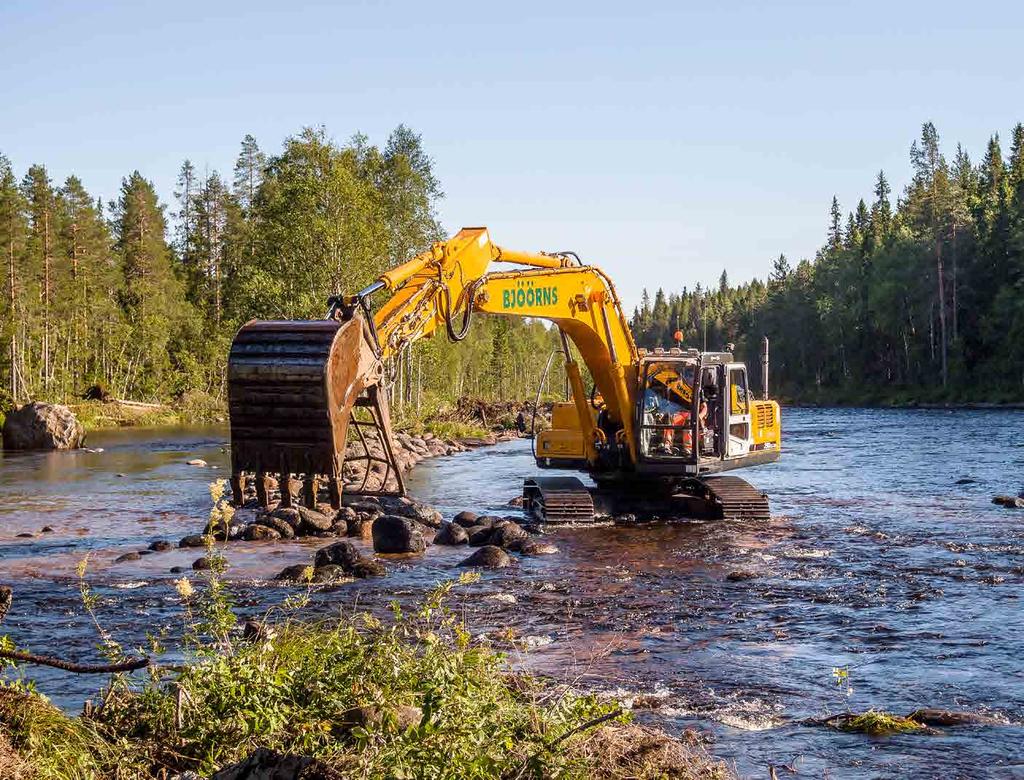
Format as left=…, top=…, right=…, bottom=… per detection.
left=1, top=408, right=1022, bottom=778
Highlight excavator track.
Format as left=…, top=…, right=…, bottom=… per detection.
left=523, top=477, right=596, bottom=524
left=700, top=475, right=771, bottom=521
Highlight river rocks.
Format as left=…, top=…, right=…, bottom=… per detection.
left=372, top=515, right=428, bottom=554
left=458, top=545, right=512, bottom=568
left=243, top=524, right=281, bottom=542
left=434, top=522, right=469, bottom=545
left=518, top=539, right=559, bottom=556
left=179, top=534, right=213, bottom=548
left=992, top=495, right=1024, bottom=508
left=726, top=569, right=759, bottom=582
left=114, top=552, right=142, bottom=563
left=2, top=402, right=85, bottom=450
left=380, top=497, right=443, bottom=528
left=186, top=459, right=207, bottom=467
left=259, top=515, right=297, bottom=540
left=467, top=525, right=495, bottom=546
left=192, top=557, right=213, bottom=571
left=489, top=521, right=529, bottom=549
left=275, top=564, right=314, bottom=582
left=310, top=564, right=346, bottom=583
left=149, top=540, right=174, bottom=552
left=297, top=506, right=334, bottom=533
left=452, top=510, right=479, bottom=528
left=314, top=540, right=386, bottom=577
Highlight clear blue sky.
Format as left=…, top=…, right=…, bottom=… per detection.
left=1, top=0, right=1022, bottom=311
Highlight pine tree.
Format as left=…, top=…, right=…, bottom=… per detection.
left=0, top=156, right=26, bottom=401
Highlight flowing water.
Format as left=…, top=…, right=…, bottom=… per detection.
left=1, top=409, right=1023, bottom=778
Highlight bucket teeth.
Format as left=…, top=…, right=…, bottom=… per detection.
left=227, top=313, right=404, bottom=510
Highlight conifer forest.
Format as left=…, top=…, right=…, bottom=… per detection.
left=2, top=121, right=1023, bottom=413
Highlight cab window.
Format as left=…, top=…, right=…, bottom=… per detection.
left=729, top=368, right=749, bottom=415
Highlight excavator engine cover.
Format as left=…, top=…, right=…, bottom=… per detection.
left=227, top=313, right=405, bottom=510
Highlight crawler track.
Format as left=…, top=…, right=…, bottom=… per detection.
left=701, top=475, right=771, bottom=521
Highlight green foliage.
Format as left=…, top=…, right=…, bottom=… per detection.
left=832, top=711, right=928, bottom=736
left=0, top=126, right=564, bottom=414
left=632, top=121, right=1024, bottom=403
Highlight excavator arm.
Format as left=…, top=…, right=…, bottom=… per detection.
left=228, top=227, right=629, bottom=509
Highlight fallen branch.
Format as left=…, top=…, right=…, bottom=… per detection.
left=0, top=649, right=150, bottom=674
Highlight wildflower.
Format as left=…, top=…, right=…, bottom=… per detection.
left=175, top=578, right=195, bottom=599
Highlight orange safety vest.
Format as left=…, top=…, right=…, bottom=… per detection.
left=662, top=410, right=692, bottom=450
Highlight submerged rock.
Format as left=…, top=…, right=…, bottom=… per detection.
left=452, top=510, right=480, bottom=528
left=458, top=545, right=512, bottom=569
left=314, top=540, right=385, bottom=577
left=275, top=564, right=314, bottom=583
left=2, top=402, right=85, bottom=450
left=434, top=522, right=469, bottom=546
left=372, top=515, right=427, bottom=554
left=489, top=521, right=529, bottom=549
left=114, top=552, right=141, bottom=563
left=467, top=525, right=494, bottom=546
left=243, top=524, right=282, bottom=542
left=518, top=539, right=559, bottom=556
left=992, top=495, right=1024, bottom=508
left=149, top=540, right=173, bottom=553
left=179, top=534, right=213, bottom=548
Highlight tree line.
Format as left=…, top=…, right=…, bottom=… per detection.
left=631, top=122, right=1024, bottom=404
left=0, top=126, right=564, bottom=416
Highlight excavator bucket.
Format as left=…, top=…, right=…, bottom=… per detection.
left=226, top=312, right=405, bottom=510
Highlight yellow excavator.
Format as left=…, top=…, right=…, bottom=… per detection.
left=227, top=227, right=781, bottom=523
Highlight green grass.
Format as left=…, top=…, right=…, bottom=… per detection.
left=831, top=711, right=928, bottom=736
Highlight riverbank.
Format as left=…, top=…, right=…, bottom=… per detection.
left=0, top=556, right=730, bottom=780
left=775, top=385, right=1023, bottom=409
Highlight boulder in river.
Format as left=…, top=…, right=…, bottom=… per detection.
left=149, top=540, right=174, bottom=552
left=114, top=552, right=141, bottom=563
left=257, top=516, right=297, bottom=540
left=2, top=402, right=85, bottom=450
left=243, top=524, right=282, bottom=542
left=372, top=515, right=427, bottom=554
left=434, top=522, right=469, bottom=546
left=467, top=525, right=495, bottom=546
left=275, top=564, right=314, bottom=583
left=179, top=533, right=213, bottom=548
left=992, top=495, right=1024, bottom=509
left=381, top=497, right=443, bottom=528
left=314, top=540, right=385, bottom=577
left=517, top=539, right=559, bottom=556
left=297, top=506, right=334, bottom=533
left=452, top=510, right=480, bottom=528
left=488, top=521, right=529, bottom=549
left=458, top=545, right=512, bottom=569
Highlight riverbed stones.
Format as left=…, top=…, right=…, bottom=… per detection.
left=452, top=510, right=480, bottom=528
left=149, top=540, right=174, bottom=552
left=243, top=524, right=281, bottom=542
left=186, top=459, right=207, bottom=467
left=467, top=525, right=495, bottom=546
left=275, top=564, right=314, bottom=582
left=488, top=521, right=529, bottom=549
left=258, top=516, right=297, bottom=540
left=517, top=539, right=559, bottom=556
left=992, top=495, right=1024, bottom=508
left=372, top=515, right=427, bottom=554
left=380, top=497, right=443, bottom=528
left=179, top=533, right=213, bottom=548
left=2, top=402, right=85, bottom=451
left=313, top=540, right=385, bottom=577
left=434, top=522, right=469, bottom=545
left=114, top=552, right=142, bottom=563
left=192, top=557, right=213, bottom=571
left=458, top=545, right=512, bottom=568
left=297, top=506, right=334, bottom=533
